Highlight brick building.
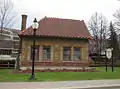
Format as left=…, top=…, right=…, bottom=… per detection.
left=19, top=15, right=92, bottom=69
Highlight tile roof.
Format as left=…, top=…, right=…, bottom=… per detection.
left=19, top=17, right=92, bottom=39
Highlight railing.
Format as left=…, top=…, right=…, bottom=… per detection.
left=0, top=62, right=15, bottom=68
left=89, top=62, right=112, bottom=67
left=0, top=55, right=15, bottom=68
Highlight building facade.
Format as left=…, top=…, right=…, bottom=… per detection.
left=0, top=28, right=20, bottom=60
left=19, top=15, right=92, bottom=68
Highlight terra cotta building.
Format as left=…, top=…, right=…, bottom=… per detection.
left=19, top=15, right=92, bottom=68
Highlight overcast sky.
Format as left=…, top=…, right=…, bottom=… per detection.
left=12, top=0, right=120, bottom=29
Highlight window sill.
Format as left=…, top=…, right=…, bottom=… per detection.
left=29, top=60, right=53, bottom=62
left=62, top=60, right=81, bottom=62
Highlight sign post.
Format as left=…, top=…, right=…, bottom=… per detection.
left=106, top=48, right=113, bottom=72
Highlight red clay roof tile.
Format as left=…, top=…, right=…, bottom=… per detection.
left=19, top=17, right=92, bottom=39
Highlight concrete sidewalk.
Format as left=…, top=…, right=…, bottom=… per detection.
left=0, top=80, right=120, bottom=89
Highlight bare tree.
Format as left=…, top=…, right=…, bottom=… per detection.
left=0, top=0, right=16, bottom=33
left=113, top=8, right=120, bottom=31
left=113, top=9, right=120, bottom=52
left=89, top=12, right=108, bottom=55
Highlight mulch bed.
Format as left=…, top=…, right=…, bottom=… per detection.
left=12, top=68, right=98, bottom=74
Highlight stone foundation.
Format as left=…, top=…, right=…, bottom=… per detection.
left=20, top=66, right=97, bottom=73
left=21, top=61, right=90, bottom=67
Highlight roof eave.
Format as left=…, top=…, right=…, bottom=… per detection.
left=18, top=34, right=90, bottom=40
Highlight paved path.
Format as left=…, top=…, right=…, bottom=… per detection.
left=0, top=80, right=120, bottom=89
left=85, top=86, right=120, bottom=89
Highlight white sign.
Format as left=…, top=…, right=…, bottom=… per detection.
left=106, top=48, right=113, bottom=59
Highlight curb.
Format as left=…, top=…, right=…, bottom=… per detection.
left=21, top=84, right=120, bottom=89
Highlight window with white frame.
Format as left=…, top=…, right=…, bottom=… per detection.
left=42, top=46, right=51, bottom=61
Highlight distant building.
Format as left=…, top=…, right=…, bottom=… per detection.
left=19, top=15, right=92, bottom=68
left=0, top=28, right=20, bottom=60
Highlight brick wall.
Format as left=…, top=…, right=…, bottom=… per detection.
left=21, top=37, right=90, bottom=67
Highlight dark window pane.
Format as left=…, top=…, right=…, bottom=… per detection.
left=42, top=46, right=51, bottom=61
left=73, top=47, right=81, bottom=60
left=63, top=47, right=71, bottom=61
left=31, top=45, right=39, bottom=61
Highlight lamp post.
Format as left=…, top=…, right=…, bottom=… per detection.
left=111, top=48, right=114, bottom=72
left=30, top=18, right=39, bottom=80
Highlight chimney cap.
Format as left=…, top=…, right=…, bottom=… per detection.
left=44, top=16, right=47, bottom=18
left=22, top=14, right=27, bottom=17
left=21, top=14, right=27, bottom=31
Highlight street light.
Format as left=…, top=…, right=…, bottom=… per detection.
left=30, top=18, right=39, bottom=80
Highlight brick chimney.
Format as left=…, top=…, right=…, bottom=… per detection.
left=21, top=14, right=27, bottom=31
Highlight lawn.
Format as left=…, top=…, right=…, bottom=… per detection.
left=0, top=67, right=120, bottom=82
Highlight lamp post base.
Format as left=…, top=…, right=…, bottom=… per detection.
left=112, top=67, right=114, bottom=72
left=105, top=66, right=107, bottom=72
left=29, top=75, right=35, bottom=80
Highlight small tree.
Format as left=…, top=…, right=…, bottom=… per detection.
left=0, top=0, right=16, bottom=33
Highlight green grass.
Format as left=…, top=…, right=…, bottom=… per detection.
left=0, top=67, right=120, bottom=82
